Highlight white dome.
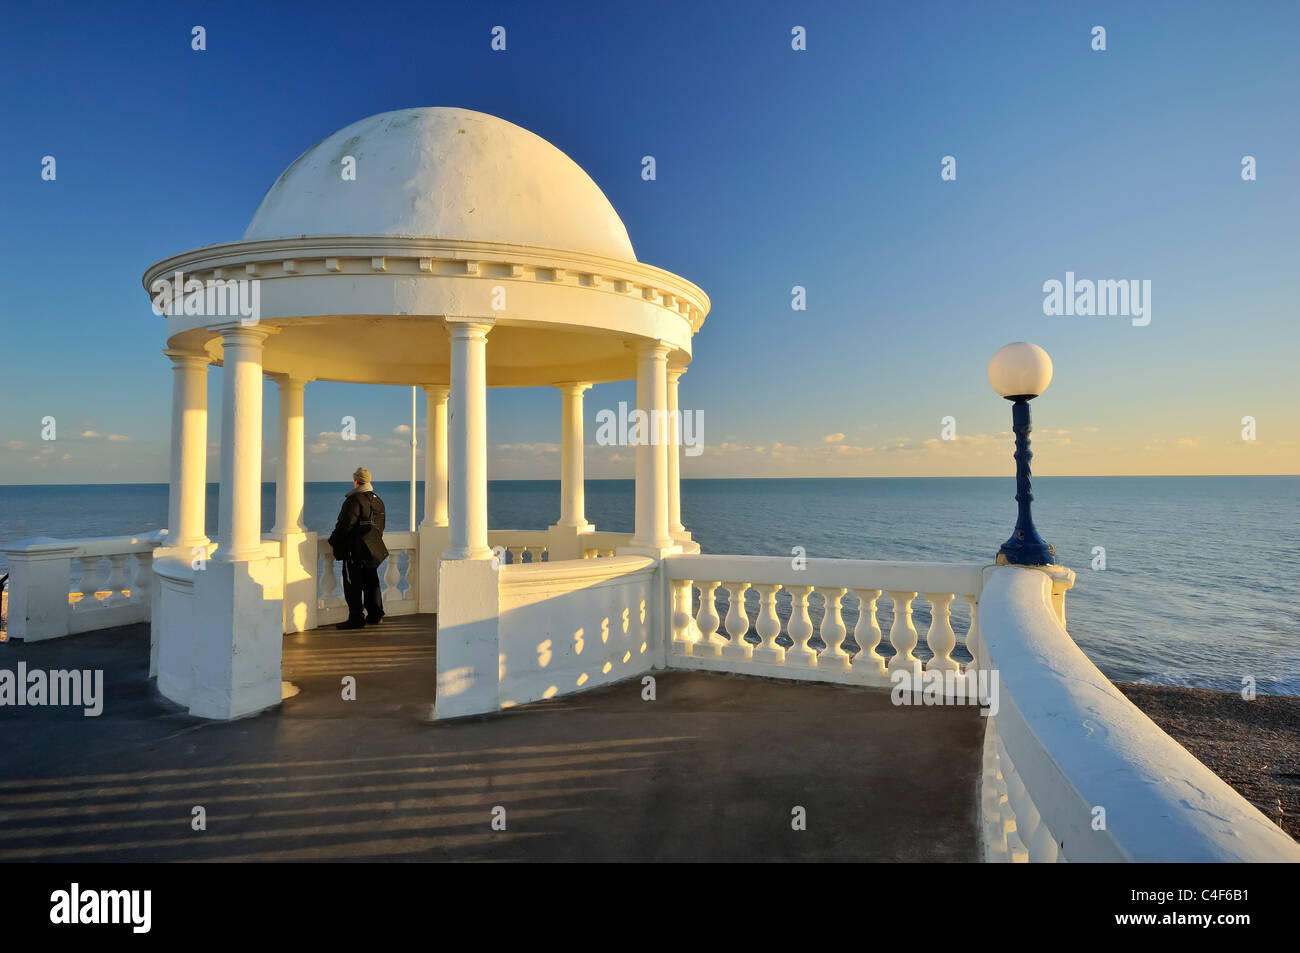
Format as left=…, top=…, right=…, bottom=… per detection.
left=243, top=107, right=637, bottom=261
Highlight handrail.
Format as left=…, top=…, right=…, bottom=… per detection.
left=979, top=566, right=1300, bottom=862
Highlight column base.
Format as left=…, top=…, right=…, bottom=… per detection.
left=188, top=553, right=285, bottom=720
left=435, top=557, right=501, bottom=719
left=620, top=540, right=682, bottom=559
left=546, top=521, right=595, bottom=561
left=442, top=546, right=496, bottom=561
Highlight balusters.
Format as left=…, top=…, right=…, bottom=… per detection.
left=720, top=582, right=751, bottom=661
left=319, top=551, right=340, bottom=608
left=102, top=554, right=128, bottom=607
left=785, top=585, right=816, bottom=666
left=507, top=546, right=523, bottom=565
left=818, top=587, right=849, bottom=671
left=886, top=590, right=920, bottom=674
left=74, top=555, right=102, bottom=611
left=964, top=594, right=982, bottom=673
left=692, top=581, right=722, bottom=658
left=129, top=552, right=152, bottom=606
left=850, top=588, right=886, bottom=676
left=383, top=554, right=402, bottom=598
left=671, top=579, right=696, bottom=653
left=404, top=548, right=418, bottom=599
left=751, top=584, right=783, bottom=663
left=923, top=592, right=958, bottom=673
left=998, top=740, right=1037, bottom=863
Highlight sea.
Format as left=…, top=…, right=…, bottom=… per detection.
left=1, top=476, right=1296, bottom=696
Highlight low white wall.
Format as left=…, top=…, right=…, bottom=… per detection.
left=979, top=565, right=1300, bottom=862
left=1, top=534, right=166, bottom=641
left=498, top=556, right=657, bottom=707
left=435, top=554, right=658, bottom=718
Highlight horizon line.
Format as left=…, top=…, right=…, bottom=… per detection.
left=1, top=473, right=1296, bottom=489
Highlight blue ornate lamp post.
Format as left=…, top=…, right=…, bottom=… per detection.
left=988, top=342, right=1056, bottom=566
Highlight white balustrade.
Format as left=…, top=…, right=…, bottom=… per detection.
left=0, top=533, right=167, bottom=640
left=977, top=564, right=1299, bottom=863
left=665, top=555, right=985, bottom=688
left=316, top=531, right=419, bottom=625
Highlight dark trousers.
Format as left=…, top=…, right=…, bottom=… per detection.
left=341, top=559, right=383, bottom=621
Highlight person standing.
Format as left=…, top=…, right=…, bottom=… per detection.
left=328, top=467, right=388, bottom=629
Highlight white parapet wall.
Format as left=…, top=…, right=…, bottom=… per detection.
left=978, top=564, right=1300, bottom=862
left=435, top=554, right=657, bottom=718
left=1, top=533, right=167, bottom=641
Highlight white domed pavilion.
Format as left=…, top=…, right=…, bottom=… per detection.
left=143, top=107, right=708, bottom=720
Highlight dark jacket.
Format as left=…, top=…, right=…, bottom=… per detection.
left=328, top=485, right=388, bottom=568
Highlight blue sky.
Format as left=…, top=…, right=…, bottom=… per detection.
left=1, top=0, right=1297, bottom=483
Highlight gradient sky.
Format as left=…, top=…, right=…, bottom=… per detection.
left=1, top=0, right=1297, bottom=484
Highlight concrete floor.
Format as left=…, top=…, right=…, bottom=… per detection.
left=0, top=615, right=983, bottom=861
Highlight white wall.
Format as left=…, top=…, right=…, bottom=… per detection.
left=497, top=556, right=657, bottom=708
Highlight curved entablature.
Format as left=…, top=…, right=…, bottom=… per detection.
left=141, top=236, right=709, bottom=387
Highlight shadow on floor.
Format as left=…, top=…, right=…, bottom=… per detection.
left=0, top=617, right=983, bottom=861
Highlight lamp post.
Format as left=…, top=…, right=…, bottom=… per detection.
left=988, top=342, right=1056, bottom=566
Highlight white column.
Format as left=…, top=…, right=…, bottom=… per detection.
left=444, top=319, right=494, bottom=560
left=214, top=325, right=270, bottom=561
left=556, top=381, right=593, bottom=529
left=164, top=349, right=210, bottom=549
left=421, top=385, right=450, bottom=527
left=271, top=375, right=306, bottom=536
left=630, top=340, right=673, bottom=550
left=666, top=366, right=686, bottom=538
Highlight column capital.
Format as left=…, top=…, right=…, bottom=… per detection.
left=552, top=381, right=593, bottom=396
left=163, top=348, right=211, bottom=369
left=266, top=372, right=311, bottom=388
left=666, top=366, right=686, bottom=383
left=421, top=383, right=452, bottom=401
left=210, top=322, right=275, bottom=346
left=629, top=338, right=672, bottom=359
left=445, top=316, right=496, bottom=340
